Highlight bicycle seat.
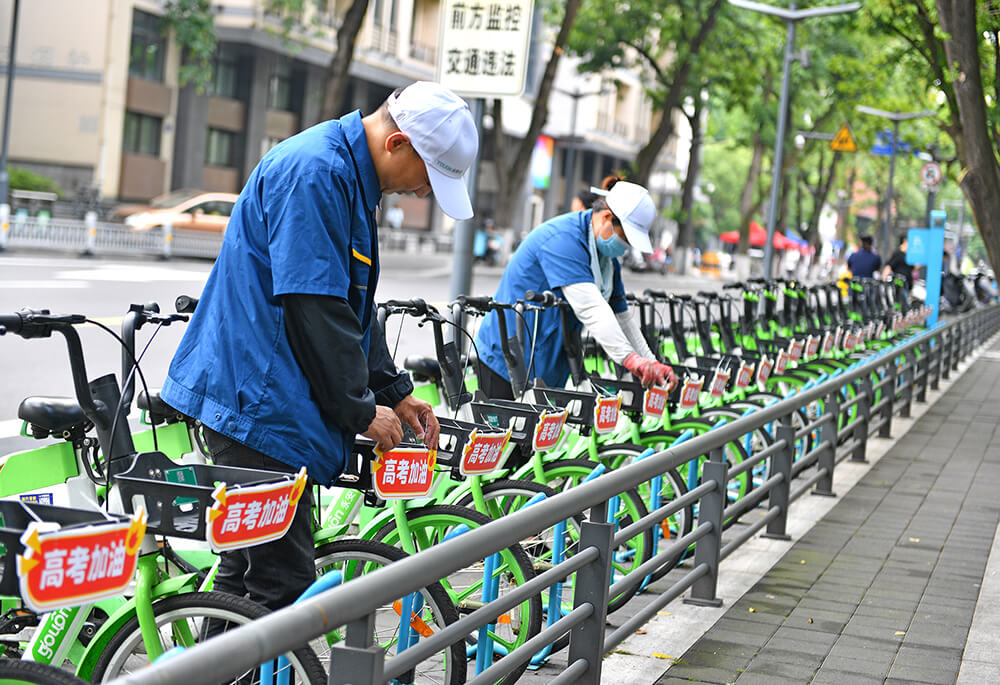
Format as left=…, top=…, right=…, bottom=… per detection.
left=136, top=389, right=185, bottom=424
left=18, top=396, right=89, bottom=435
left=404, top=356, right=443, bottom=384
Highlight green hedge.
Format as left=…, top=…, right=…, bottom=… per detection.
left=8, top=167, right=63, bottom=196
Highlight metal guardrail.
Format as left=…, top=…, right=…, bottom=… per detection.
left=0, top=214, right=223, bottom=260
left=111, top=304, right=1000, bottom=685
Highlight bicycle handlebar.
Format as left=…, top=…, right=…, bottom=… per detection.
left=455, top=295, right=497, bottom=312
left=175, top=295, right=199, bottom=313
left=523, top=290, right=559, bottom=306
left=383, top=298, right=431, bottom=317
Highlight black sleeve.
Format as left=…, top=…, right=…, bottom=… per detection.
left=282, top=293, right=376, bottom=434
left=367, top=317, right=415, bottom=407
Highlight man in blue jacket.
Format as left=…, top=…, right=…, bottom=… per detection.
left=162, top=82, right=478, bottom=610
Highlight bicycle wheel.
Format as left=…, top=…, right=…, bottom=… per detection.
left=370, top=504, right=542, bottom=685
left=536, top=458, right=652, bottom=614
left=313, top=538, right=465, bottom=685
left=90, top=591, right=326, bottom=684
left=0, top=661, right=88, bottom=685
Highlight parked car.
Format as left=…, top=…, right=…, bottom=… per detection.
left=119, top=190, right=238, bottom=233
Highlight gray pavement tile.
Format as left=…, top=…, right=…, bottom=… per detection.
left=956, top=659, right=1000, bottom=684
left=887, top=660, right=962, bottom=684
left=664, top=663, right=744, bottom=683
left=819, top=655, right=892, bottom=679
left=768, top=626, right=840, bottom=649
left=900, top=623, right=969, bottom=650
left=811, top=668, right=892, bottom=685
left=733, top=673, right=807, bottom=685
left=654, top=678, right=723, bottom=685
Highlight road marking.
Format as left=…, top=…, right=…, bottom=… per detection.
left=56, top=264, right=210, bottom=282
left=0, top=419, right=24, bottom=439
left=2, top=280, right=89, bottom=289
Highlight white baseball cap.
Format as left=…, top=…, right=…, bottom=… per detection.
left=387, top=82, right=479, bottom=220
left=590, top=181, right=657, bottom=253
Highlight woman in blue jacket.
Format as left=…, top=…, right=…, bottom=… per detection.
left=476, top=177, right=677, bottom=398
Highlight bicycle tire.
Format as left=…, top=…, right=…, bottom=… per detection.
left=313, top=538, right=465, bottom=685
left=370, top=504, right=542, bottom=685
left=90, top=591, right=326, bottom=684
left=0, top=661, right=88, bottom=685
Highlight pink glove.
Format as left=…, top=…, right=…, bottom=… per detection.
left=652, top=362, right=678, bottom=392
left=623, top=353, right=657, bottom=389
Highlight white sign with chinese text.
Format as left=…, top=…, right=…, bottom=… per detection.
left=436, top=0, right=535, bottom=97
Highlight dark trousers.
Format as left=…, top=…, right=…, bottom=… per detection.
left=478, top=363, right=515, bottom=400
left=204, top=427, right=315, bottom=611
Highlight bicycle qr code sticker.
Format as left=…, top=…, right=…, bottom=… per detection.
left=806, top=335, right=819, bottom=358
left=757, top=357, right=773, bottom=385
left=735, top=361, right=755, bottom=389
left=709, top=369, right=730, bottom=398
left=460, top=428, right=511, bottom=476
left=776, top=349, right=791, bottom=374
left=206, top=468, right=308, bottom=551
left=16, top=510, right=146, bottom=613
left=594, top=393, right=623, bottom=434
left=643, top=386, right=669, bottom=418
left=533, top=409, right=569, bottom=452
left=823, top=331, right=833, bottom=354
left=678, top=376, right=704, bottom=409
left=373, top=449, right=437, bottom=499
left=788, top=339, right=804, bottom=362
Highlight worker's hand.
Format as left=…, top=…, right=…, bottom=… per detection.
left=624, top=353, right=678, bottom=391
left=364, top=405, right=403, bottom=452
left=394, top=394, right=440, bottom=450
left=656, top=363, right=679, bottom=393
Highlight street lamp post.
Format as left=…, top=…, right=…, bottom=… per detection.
left=729, top=0, right=861, bottom=279
left=855, top=105, right=934, bottom=255
left=0, top=0, right=22, bottom=209
left=556, top=86, right=609, bottom=212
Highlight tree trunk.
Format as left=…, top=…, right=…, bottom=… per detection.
left=805, top=150, right=841, bottom=248
left=676, top=94, right=705, bottom=253
left=632, top=0, right=726, bottom=185
left=320, top=0, right=371, bottom=120
left=937, top=0, right=1000, bottom=274
left=493, top=0, right=583, bottom=233
left=737, top=131, right=766, bottom=254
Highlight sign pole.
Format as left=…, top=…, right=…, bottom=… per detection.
left=449, top=97, right=484, bottom=301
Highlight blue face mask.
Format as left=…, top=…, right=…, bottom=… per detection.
left=596, top=234, right=629, bottom=259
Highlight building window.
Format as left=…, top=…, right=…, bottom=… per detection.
left=206, top=128, right=237, bottom=167
left=128, top=9, right=166, bottom=82
left=209, top=47, right=240, bottom=98
left=123, top=112, right=162, bottom=156
left=268, top=71, right=292, bottom=111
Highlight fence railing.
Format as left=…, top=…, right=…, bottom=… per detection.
left=110, top=303, right=1000, bottom=685
left=0, top=213, right=223, bottom=260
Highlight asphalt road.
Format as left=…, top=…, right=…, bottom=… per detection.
left=0, top=247, right=725, bottom=454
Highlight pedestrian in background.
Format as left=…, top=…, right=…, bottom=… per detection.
left=161, top=81, right=478, bottom=611
left=847, top=234, right=882, bottom=278
left=883, top=235, right=913, bottom=290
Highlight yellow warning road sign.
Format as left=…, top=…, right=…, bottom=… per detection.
left=830, top=124, right=857, bottom=152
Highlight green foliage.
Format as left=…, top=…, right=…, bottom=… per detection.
left=8, top=167, right=63, bottom=196
left=163, top=0, right=218, bottom=92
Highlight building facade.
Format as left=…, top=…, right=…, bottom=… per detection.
left=0, top=0, right=685, bottom=232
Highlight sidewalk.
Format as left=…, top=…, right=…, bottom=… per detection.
left=640, top=336, right=1000, bottom=684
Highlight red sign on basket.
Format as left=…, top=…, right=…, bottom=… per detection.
left=17, top=510, right=146, bottom=613
left=460, top=428, right=511, bottom=476
left=709, top=369, right=730, bottom=398
left=207, top=468, right=308, bottom=551
left=372, top=449, right=436, bottom=499
left=679, top=376, right=704, bottom=409
left=775, top=349, right=791, bottom=374
left=788, top=339, right=805, bottom=362
left=844, top=331, right=858, bottom=351
left=735, top=361, right=755, bottom=389
left=757, top=357, right=773, bottom=385
left=643, top=386, right=668, bottom=418
left=533, top=409, right=568, bottom=452
left=806, top=336, right=819, bottom=358
left=594, top=393, right=623, bottom=434
left=822, top=332, right=834, bottom=355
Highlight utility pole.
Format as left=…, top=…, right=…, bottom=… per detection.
left=729, top=0, right=861, bottom=279
left=855, top=106, right=935, bottom=256
left=0, top=0, right=21, bottom=208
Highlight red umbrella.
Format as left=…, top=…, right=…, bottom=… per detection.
left=720, top=221, right=791, bottom=248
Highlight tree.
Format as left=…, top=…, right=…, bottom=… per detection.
left=567, top=0, right=728, bottom=186
left=490, top=0, right=584, bottom=229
